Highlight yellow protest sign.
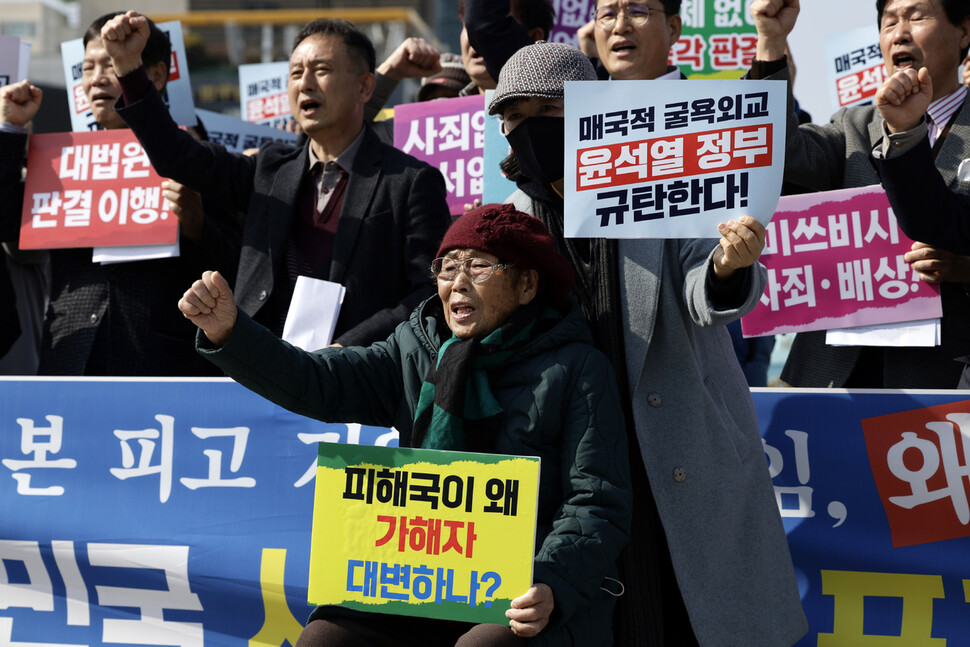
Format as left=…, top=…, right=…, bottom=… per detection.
left=308, top=443, right=539, bottom=624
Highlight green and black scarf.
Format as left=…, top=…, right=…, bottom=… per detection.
left=411, top=302, right=561, bottom=452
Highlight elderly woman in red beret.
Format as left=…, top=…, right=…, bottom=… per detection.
left=178, top=203, right=632, bottom=647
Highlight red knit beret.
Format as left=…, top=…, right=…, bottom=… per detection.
left=437, top=203, right=575, bottom=306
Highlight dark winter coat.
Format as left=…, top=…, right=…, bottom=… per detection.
left=200, top=297, right=632, bottom=645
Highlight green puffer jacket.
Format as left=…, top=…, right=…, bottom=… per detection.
left=202, top=297, right=632, bottom=645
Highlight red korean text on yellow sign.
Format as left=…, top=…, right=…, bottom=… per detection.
left=308, top=443, right=539, bottom=625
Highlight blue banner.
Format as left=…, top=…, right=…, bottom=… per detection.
left=4, top=379, right=970, bottom=644
left=759, top=388, right=970, bottom=645
left=0, top=378, right=395, bottom=646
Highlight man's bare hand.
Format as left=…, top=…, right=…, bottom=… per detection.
left=750, top=0, right=799, bottom=61
left=904, top=242, right=970, bottom=284
left=377, top=38, right=441, bottom=82
left=576, top=20, right=598, bottom=58
left=876, top=67, right=933, bottom=134
left=100, top=10, right=151, bottom=77
left=0, top=80, right=42, bottom=128
left=178, top=270, right=238, bottom=346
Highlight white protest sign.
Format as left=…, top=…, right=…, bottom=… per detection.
left=61, top=20, right=197, bottom=132
left=0, top=36, right=31, bottom=87
left=238, top=61, right=292, bottom=129
left=196, top=108, right=298, bottom=153
left=822, top=25, right=885, bottom=114
left=564, top=79, right=787, bottom=238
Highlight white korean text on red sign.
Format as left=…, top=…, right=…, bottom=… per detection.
left=564, top=79, right=787, bottom=238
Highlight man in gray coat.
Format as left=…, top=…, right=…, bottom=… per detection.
left=749, top=0, right=970, bottom=388
left=493, top=41, right=807, bottom=646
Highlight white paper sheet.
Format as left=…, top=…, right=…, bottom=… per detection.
left=282, top=276, right=346, bottom=351
left=92, top=241, right=180, bottom=264
left=825, top=319, right=940, bottom=347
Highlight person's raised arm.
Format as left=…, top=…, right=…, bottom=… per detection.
left=0, top=80, right=42, bottom=129
left=0, top=81, right=41, bottom=240
left=750, top=0, right=799, bottom=62
left=748, top=0, right=849, bottom=191
left=100, top=10, right=151, bottom=77
left=575, top=20, right=598, bottom=58
left=104, top=17, right=257, bottom=215
left=377, top=37, right=441, bottom=83
left=465, top=0, right=537, bottom=83
left=875, top=67, right=933, bottom=135
left=871, top=67, right=970, bottom=274
left=366, top=37, right=442, bottom=120
left=181, top=271, right=408, bottom=430
left=871, top=67, right=970, bottom=252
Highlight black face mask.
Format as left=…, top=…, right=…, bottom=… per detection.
left=504, top=116, right=565, bottom=189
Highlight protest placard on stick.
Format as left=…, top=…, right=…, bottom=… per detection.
left=741, top=185, right=942, bottom=338
left=564, top=79, right=786, bottom=238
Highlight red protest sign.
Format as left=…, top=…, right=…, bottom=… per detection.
left=246, top=93, right=289, bottom=122
left=861, top=400, right=970, bottom=548
left=836, top=63, right=887, bottom=107
left=575, top=124, right=772, bottom=191
left=19, top=130, right=177, bottom=250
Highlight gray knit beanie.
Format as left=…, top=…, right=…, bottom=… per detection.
left=487, top=41, right=597, bottom=116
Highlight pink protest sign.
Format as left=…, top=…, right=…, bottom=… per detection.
left=741, top=185, right=942, bottom=337
left=394, top=95, right=485, bottom=216
left=19, top=130, right=177, bottom=250
left=548, top=0, right=593, bottom=50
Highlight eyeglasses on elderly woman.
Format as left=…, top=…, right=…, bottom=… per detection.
left=431, top=256, right=516, bottom=284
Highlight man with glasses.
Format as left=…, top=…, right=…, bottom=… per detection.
left=0, top=12, right=241, bottom=376
left=591, top=1, right=683, bottom=81
left=584, top=4, right=805, bottom=645
left=485, top=40, right=806, bottom=647
left=465, top=0, right=683, bottom=85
